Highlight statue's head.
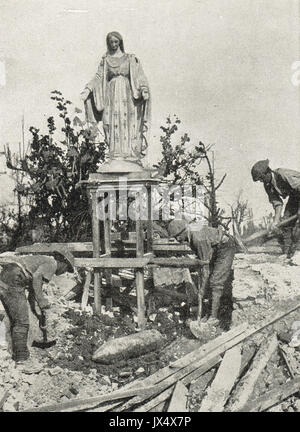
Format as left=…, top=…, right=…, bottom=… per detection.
left=106, top=31, right=124, bottom=53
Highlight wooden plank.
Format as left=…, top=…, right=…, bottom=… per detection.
left=239, top=377, right=300, bottom=412
left=16, top=242, right=93, bottom=253
left=189, top=369, right=216, bottom=408
left=239, top=344, right=257, bottom=377
left=199, top=345, right=242, bottom=412
left=135, top=190, right=146, bottom=330
left=119, top=328, right=248, bottom=413
left=0, top=390, right=9, bottom=410
left=132, top=352, right=222, bottom=413
left=21, top=384, right=161, bottom=413
left=228, top=333, right=278, bottom=412
left=74, top=257, right=151, bottom=268
left=132, top=302, right=300, bottom=413
left=136, top=356, right=220, bottom=413
left=151, top=400, right=167, bottom=412
left=93, top=271, right=101, bottom=314
left=137, top=330, right=269, bottom=413
left=181, top=356, right=220, bottom=388
left=110, top=326, right=246, bottom=413
left=167, top=381, right=188, bottom=412
left=94, top=302, right=300, bottom=413
left=103, top=199, right=113, bottom=309
left=196, top=267, right=201, bottom=320
left=279, top=347, right=295, bottom=379
left=81, top=270, right=92, bottom=311
left=91, top=189, right=101, bottom=315
left=149, top=257, right=208, bottom=267
left=16, top=242, right=192, bottom=254
left=171, top=300, right=300, bottom=371
left=277, top=343, right=300, bottom=409
left=169, top=323, right=248, bottom=369
left=146, top=185, right=153, bottom=253
left=140, top=387, right=173, bottom=413
left=74, top=257, right=204, bottom=269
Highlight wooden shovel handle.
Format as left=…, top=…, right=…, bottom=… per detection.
left=243, top=214, right=298, bottom=244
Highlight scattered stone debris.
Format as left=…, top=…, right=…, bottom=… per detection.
left=1, top=246, right=300, bottom=412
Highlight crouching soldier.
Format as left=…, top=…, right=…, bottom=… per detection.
left=251, top=159, right=300, bottom=257
left=168, top=220, right=236, bottom=324
left=0, top=249, right=74, bottom=373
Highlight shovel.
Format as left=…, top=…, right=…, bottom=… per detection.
left=189, top=265, right=210, bottom=338
left=32, top=311, right=56, bottom=349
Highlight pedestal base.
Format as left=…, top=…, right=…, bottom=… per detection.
left=90, top=159, right=155, bottom=181
left=98, top=159, right=143, bottom=173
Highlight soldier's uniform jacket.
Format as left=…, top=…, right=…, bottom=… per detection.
left=168, top=220, right=234, bottom=262
left=265, top=168, right=300, bottom=209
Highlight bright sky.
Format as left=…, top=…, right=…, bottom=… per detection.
left=0, top=0, right=299, bottom=223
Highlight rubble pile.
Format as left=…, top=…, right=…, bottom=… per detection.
left=0, top=273, right=194, bottom=412
left=0, top=295, right=118, bottom=411
left=1, top=247, right=300, bottom=412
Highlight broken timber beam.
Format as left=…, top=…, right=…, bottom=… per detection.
left=91, top=325, right=246, bottom=412
left=22, top=384, right=160, bottom=413
left=16, top=242, right=192, bottom=254
left=239, top=377, right=300, bottom=412
left=239, top=343, right=257, bottom=378
left=74, top=257, right=152, bottom=268
left=279, top=344, right=298, bottom=379
left=167, top=381, right=188, bottom=412
left=188, top=369, right=216, bottom=411
left=0, top=391, right=9, bottom=411
left=118, top=327, right=249, bottom=412
left=134, top=355, right=220, bottom=413
left=130, top=302, right=300, bottom=412
left=74, top=257, right=207, bottom=269
left=199, top=345, right=242, bottom=412
left=227, top=333, right=278, bottom=412
left=92, top=302, right=300, bottom=413
left=81, top=270, right=92, bottom=311
left=148, top=258, right=208, bottom=267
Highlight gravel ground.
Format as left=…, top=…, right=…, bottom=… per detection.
left=1, top=248, right=300, bottom=412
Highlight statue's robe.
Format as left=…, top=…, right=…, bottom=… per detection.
left=84, top=53, right=151, bottom=161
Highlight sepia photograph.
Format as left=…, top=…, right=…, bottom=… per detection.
left=0, top=0, right=300, bottom=417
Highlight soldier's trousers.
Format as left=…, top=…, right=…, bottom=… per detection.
left=209, top=238, right=236, bottom=298
left=279, top=196, right=300, bottom=254
left=0, top=264, right=30, bottom=361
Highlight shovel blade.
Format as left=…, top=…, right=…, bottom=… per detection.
left=189, top=320, right=203, bottom=339
left=32, top=340, right=56, bottom=349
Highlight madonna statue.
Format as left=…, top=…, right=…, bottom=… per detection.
left=81, top=31, right=151, bottom=170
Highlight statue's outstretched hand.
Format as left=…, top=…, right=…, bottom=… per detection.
left=80, top=88, right=90, bottom=102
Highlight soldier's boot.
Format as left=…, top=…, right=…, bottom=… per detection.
left=282, top=227, right=293, bottom=256
left=287, top=244, right=297, bottom=259
left=15, top=357, right=43, bottom=374
left=288, top=224, right=300, bottom=258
